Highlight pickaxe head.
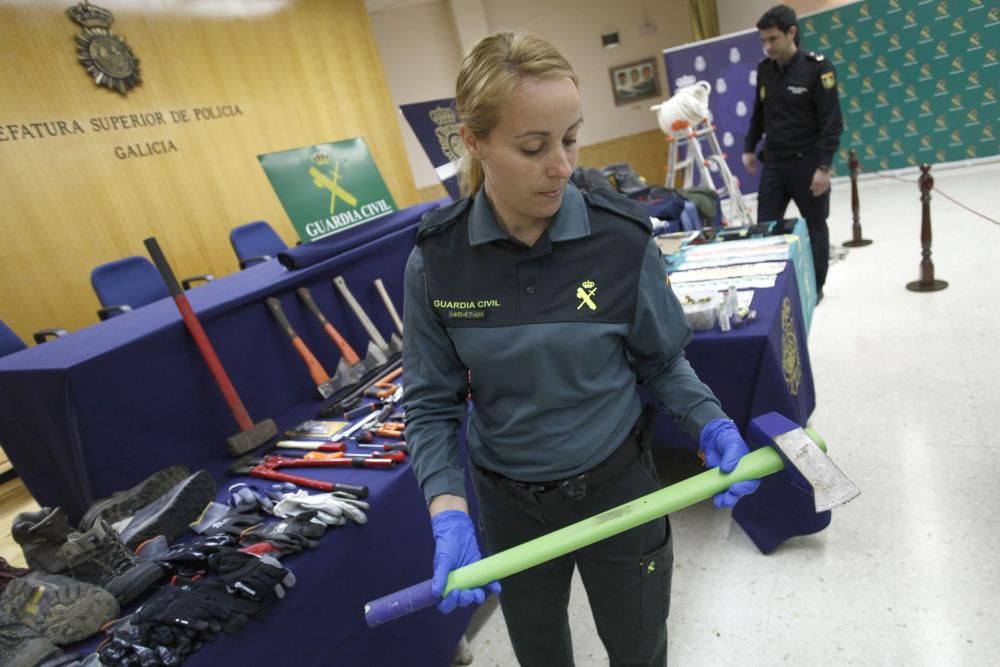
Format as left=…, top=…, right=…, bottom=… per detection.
left=749, top=413, right=861, bottom=512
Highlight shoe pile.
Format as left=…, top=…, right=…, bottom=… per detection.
left=3, top=466, right=221, bottom=665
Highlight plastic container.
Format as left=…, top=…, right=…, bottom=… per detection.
left=682, top=300, right=718, bottom=331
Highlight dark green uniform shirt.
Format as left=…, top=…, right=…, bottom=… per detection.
left=403, top=183, right=726, bottom=502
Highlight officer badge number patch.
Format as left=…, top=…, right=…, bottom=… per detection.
left=576, top=280, right=597, bottom=311
left=821, top=72, right=836, bottom=89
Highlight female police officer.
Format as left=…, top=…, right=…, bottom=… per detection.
left=402, top=32, right=760, bottom=667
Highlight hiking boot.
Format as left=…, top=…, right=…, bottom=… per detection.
left=79, top=465, right=190, bottom=531
left=0, top=573, right=118, bottom=645
left=0, top=617, right=61, bottom=667
left=117, top=470, right=217, bottom=550
left=11, top=508, right=74, bottom=573
left=58, top=521, right=163, bottom=606
left=0, top=558, right=31, bottom=593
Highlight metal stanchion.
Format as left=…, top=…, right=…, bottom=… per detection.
left=906, top=163, right=948, bottom=293
left=843, top=149, right=872, bottom=247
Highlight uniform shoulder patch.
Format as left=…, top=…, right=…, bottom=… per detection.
left=584, top=189, right=652, bottom=233
left=416, top=197, right=472, bottom=241
left=806, top=51, right=825, bottom=62
left=820, top=70, right=836, bottom=89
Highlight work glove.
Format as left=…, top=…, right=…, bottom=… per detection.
left=273, top=490, right=369, bottom=526
left=240, top=511, right=327, bottom=555
left=191, top=502, right=265, bottom=538
left=699, top=418, right=761, bottom=508
left=99, top=615, right=183, bottom=667
left=430, top=510, right=501, bottom=614
left=139, top=533, right=238, bottom=576
left=227, top=482, right=295, bottom=515
left=208, top=548, right=296, bottom=613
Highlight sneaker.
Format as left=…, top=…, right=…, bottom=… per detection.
left=79, top=465, right=190, bottom=531
left=0, top=617, right=61, bottom=667
left=0, top=573, right=118, bottom=645
left=117, top=470, right=217, bottom=550
left=0, top=558, right=31, bottom=594
left=11, top=508, right=74, bottom=573
left=58, top=521, right=163, bottom=606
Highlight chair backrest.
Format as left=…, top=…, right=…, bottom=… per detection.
left=229, top=221, right=288, bottom=266
left=90, top=256, right=169, bottom=310
left=0, top=320, right=27, bottom=358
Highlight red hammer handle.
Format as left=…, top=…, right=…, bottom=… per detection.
left=265, top=297, right=331, bottom=387
left=144, top=237, right=254, bottom=433
left=296, top=287, right=362, bottom=365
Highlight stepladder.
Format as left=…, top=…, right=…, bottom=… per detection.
left=664, top=118, right=753, bottom=228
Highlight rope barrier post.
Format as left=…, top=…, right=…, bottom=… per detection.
left=906, top=163, right=948, bottom=293
left=843, top=149, right=872, bottom=248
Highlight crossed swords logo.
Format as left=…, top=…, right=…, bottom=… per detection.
left=309, top=161, right=358, bottom=214
left=576, top=280, right=597, bottom=311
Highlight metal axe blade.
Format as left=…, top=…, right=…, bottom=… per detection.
left=772, top=427, right=861, bottom=512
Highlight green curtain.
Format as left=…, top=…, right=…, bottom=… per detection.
left=689, top=0, right=720, bottom=41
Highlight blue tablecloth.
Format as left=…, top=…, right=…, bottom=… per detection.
left=654, top=261, right=821, bottom=552
left=0, top=200, right=476, bottom=666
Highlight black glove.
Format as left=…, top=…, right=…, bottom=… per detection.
left=148, top=534, right=237, bottom=576
left=240, top=511, right=327, bottom=555
left=98, top=614, right=184, bottom=667
left=193, top=506, right=265, bottom=539
left=173, top=577, right=262, bottom=633
left=207, top=548, right=296, bottom=611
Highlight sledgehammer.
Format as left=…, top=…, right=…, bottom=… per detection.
left=144, top=237, right=277, bottom=456
left=363, top=412, right=859, bottom=626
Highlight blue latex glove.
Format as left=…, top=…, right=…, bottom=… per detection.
left=430, top=510, right=501, bottom=613
left=699, top=419, right=761, bottom=508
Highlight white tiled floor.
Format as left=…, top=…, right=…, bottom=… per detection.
left=463, top=160, right=1000, bottom=666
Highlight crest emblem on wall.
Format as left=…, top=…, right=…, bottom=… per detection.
left=430, top=106, right=466, bottom=164
left=66, top=1, right=141, bottom=95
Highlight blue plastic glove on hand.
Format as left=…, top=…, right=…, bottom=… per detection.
left=430, top=510, right=501, bottom=613
left=699, top=419, right=761, bottom=508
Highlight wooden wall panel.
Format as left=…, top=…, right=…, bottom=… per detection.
left=578, top=129, right=669, bottom=189
left=0, top=0, right=417, bottom=341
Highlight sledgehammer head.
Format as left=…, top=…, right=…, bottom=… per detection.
left=749, top=413, right=860, bottom=512
left=226, top=419, right=278, bottom=457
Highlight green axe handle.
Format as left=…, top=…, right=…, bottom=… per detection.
left=364, top=428, right=825, bottom=626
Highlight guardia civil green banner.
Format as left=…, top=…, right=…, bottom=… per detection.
left=800, top=0, right=999, bottom=172
left=258, top=138, right=397, bottom=242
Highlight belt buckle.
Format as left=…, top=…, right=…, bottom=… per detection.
left=559, top=474, right=588, bottom=501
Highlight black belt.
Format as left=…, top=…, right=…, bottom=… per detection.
left=477, top=426, right=645, bottom=506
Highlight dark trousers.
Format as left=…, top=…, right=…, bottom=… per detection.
left=757, top=152, right=831, bottom=291
left=471, top=444, right=673, bottom=667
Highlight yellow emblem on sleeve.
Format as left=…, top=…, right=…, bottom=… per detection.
left=821, top=71, right=836, bottom=89
left=760, top=85, right=766, bottom=101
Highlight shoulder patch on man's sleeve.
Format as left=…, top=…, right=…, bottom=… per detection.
left=416, top=198, right=472, bottom=241
left=584, top=189, right=653, bottom=233
left=806, top=51, right=826, bottom=62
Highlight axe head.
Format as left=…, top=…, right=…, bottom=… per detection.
left=751, top=413, right=860, bottom=512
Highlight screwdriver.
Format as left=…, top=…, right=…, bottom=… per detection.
left=275, top=439, right=346, bottom=452
left=358, top=443, right=409, bottom=454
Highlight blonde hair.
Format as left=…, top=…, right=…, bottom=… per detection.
left=456, top=32, right=578, bottom=196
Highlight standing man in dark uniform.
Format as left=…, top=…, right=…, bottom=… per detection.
left=743, top=4, right=843, bottom=300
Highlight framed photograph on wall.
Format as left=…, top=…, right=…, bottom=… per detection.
left=610, top=58, right=661, bottom=106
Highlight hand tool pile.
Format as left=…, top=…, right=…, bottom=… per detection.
left=0, top=269, right=413, bottom=665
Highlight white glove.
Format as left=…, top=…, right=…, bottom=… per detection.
left=274, top=490, right=369, bottom=525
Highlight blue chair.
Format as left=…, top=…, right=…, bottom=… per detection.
left=229, top=221, right=288, bottom=269
left=90, top=256, right=213, bottom=321
left=1, top=319, right=66, bottom=358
